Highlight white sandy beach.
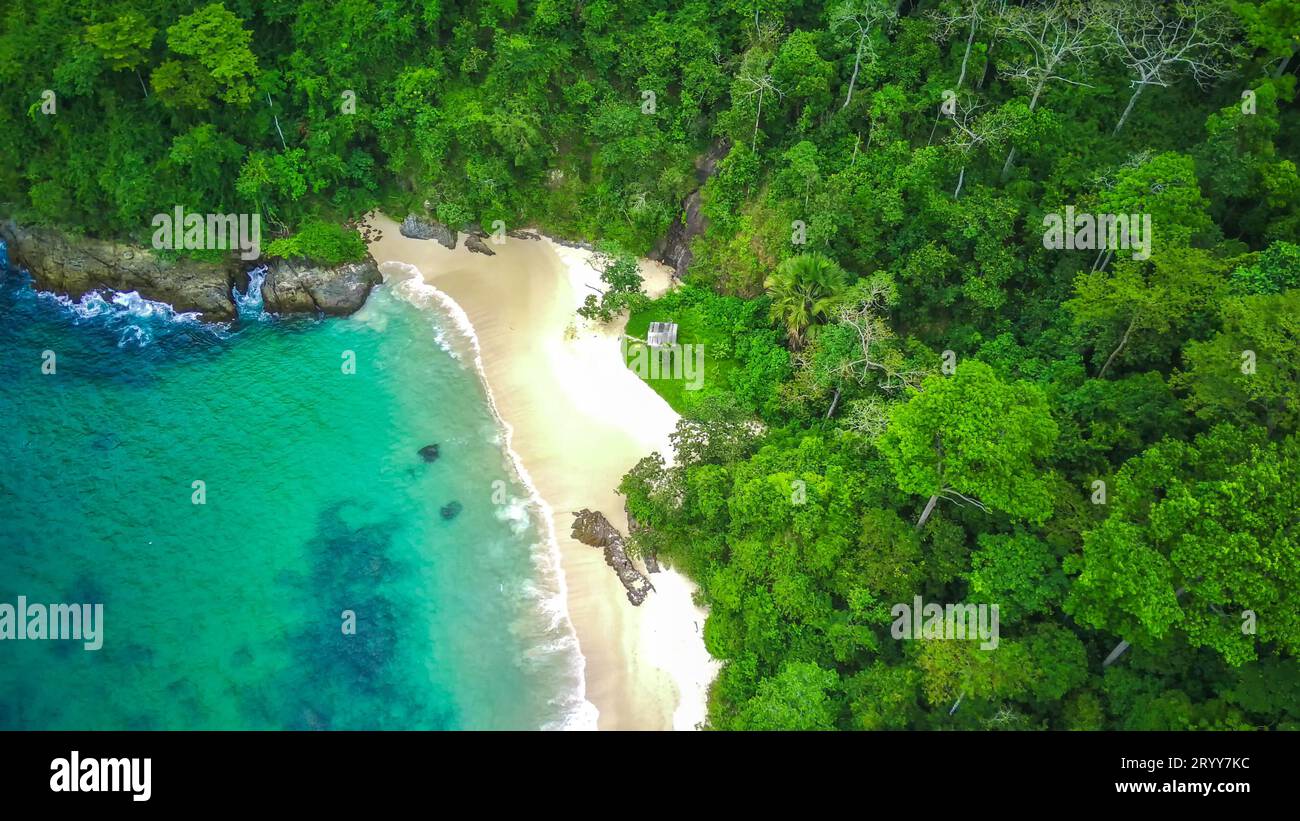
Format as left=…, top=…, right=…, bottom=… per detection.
left=364, top=212, right=719, bottom=730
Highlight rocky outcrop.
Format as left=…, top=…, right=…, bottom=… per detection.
left=1, top=218, right=238, bottom=319
left=399, top=214, right=456, bottom=250
left=571, top=509, right=655, bottom=606
left=1, top=218, right=382, bottom=321
left=550, top=236, right=595, bottom=251
left=464, top=235, right=496, bottom=256
left=255, top=257, right=381, bottom=316
left=652, top=138, right=730, bottom=278
left=655, top=189, right=705, bottom=277
left=507, top=228, right=541, bottom=241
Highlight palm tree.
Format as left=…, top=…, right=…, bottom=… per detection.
left=764, top=253, right=848, bottom=348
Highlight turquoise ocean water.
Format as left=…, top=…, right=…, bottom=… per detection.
left=0, top=244, right=592, bottom=730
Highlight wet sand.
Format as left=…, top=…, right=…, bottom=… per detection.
left=364, top=213, right=718, bottom=730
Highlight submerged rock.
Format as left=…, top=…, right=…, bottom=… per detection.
left=418, top=444, right=440, bottom=463
left=440, top=501, right=463, bottom=520
left=571, top=509, right=655, bottom=606
left=399, top=214, right=456, bottom=250
left=464, top=235, right=496, bottom=256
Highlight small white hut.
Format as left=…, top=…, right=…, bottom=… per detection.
left=646, top=321, right=678, bottom=349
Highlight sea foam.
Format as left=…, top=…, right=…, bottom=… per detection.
left=35, top=288, right=216, bottom=348
left=383, top=261, right=599, bottom=731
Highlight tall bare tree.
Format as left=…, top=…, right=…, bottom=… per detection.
left=834, top=279, right=925, bottom=391
left=997, top=1, right=1106, bottom=179
left=737, top=63, right=785, bottom=151
left=809, top=276, right=925, bottom=421
left=1108, top=0, right=1238, bottom=136
left=945, top=93, right=1014, bottom=198
left=831, top=0, right=899, bottom=109
left=933, top=0, right=1003, bottom=89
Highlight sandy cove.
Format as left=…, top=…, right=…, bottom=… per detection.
left=364, top=213, right=718, bottom=730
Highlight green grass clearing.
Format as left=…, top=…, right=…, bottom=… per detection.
left=624, top=303, right=740, bottom=414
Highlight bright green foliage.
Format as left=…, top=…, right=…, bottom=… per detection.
left=879, top=360, right=1059, bottom=524
left=845, top=662, right=921, bottom=730
left=915, top=636, right=1036, bottom=705
left=625, top=284, right=790, bottom=418
left=155, top=3, right=258, bottom=108
left=576, top=248, right=645, bottom=323
left=1227, top=240, right=1300, bottom=294
left=1066, top=425, right=1300, bottom=666
left=1175, top=289, right=1300, bottom=434
left=771, top=30, right=834, bottom=132
left=1096, top=152, right=1217, bottom=252
left=1232, top=0, right=1300, bottom=67
left=84, top=13, right=156, bottom=71
left=1067, top=248, right=1230, bottom=377
left=967, top=533, right=1067, bottom=622
left=732, top=661, right=840, bottom=730
left=264, top=220, right=367, bottom=264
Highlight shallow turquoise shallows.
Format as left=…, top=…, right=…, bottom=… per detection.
left=0, top=253, right=588, bottom=730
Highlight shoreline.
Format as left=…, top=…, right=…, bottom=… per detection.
left=376, top=266, right=598, bottom=730
left=364, top=213, right=718, bottom=730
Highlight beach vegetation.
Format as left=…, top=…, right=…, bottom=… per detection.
left=264, top=219, right=367, bottom=265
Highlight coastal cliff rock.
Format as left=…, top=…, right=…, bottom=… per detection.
left=256, top=257, right=381, bottom=316
left=571, top=509, right=655, bottom=606
left=1, top=219, right=383, bottom=320
left=399, top=214, right=456, bottom=249
left=651, top=138, right=730, bottom=278
left=1, top=218, right=238, bottom=319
